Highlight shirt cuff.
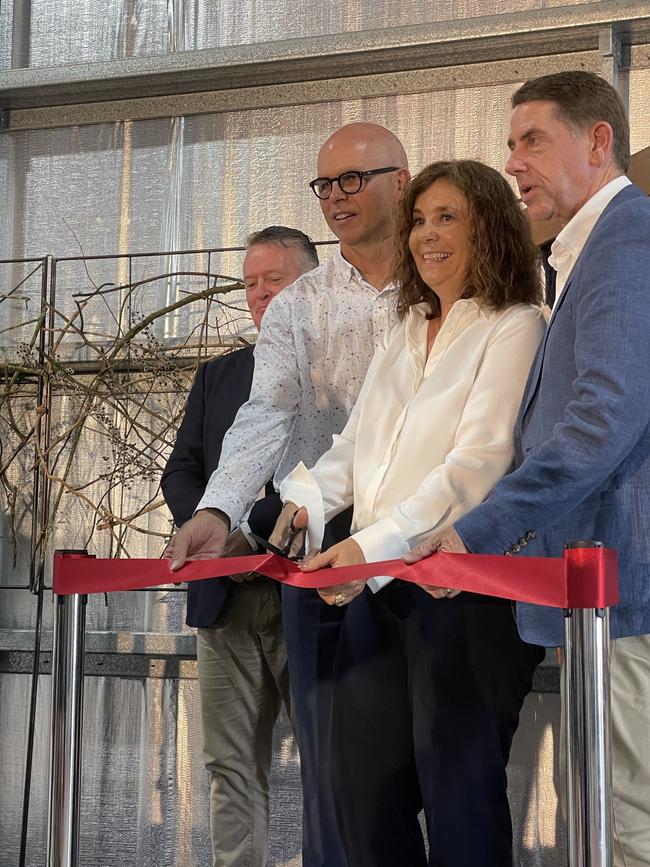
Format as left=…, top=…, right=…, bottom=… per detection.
left=279, top=462, right=325, bottom=553
left=351, top=517, right=410, bottom=593
left=238, top=520, right=259, bottom=551
left=194, top=494, right=236, bottom=527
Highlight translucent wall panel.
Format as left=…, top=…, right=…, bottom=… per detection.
left=1, top=84, right=529, bottom=262
left=5, top=75, right=648, bottom=263
left=0, top=258, right=46, bottom=600
left=20, top=0, right=172, bottom=68
left=0, top=381, right=37, bottom=593
left=2, top=121, right=175, bottom=258
left=4, top=0, right=603, bottom=69
left=629, top=68, right=650, bottom=156
left=0, top=259, right=46, bottom=363
left=0, top=670, right=302, bottom=867
left=0, top=670, right=561, bottom=866
left=0, top=2, right=12, bottom=70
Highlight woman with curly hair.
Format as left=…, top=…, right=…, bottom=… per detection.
left=272, top=160, right=546, bottom=866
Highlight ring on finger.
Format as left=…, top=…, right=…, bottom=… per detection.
left=334, top=592, right=346, bottom=607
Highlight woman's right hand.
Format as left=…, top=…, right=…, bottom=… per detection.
left=269, top=501, right=309, bottom=559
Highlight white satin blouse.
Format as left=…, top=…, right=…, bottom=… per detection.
left=280, top=298, right=546, bottom=591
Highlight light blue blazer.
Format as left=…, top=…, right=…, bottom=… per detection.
left=456, top=183, right=650, bottom=646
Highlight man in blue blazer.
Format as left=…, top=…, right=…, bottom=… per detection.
left=162, top=226, right=318, bottom=867
left=408, top=71, right=650, bottom=865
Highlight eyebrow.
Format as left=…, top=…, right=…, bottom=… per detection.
left=245, top=270, right=284, bottom=280
left=412, top=204, right=459, bottom=213
left=508, top=126, right=544, bottom=149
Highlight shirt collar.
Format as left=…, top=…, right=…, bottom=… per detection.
left=409, top=297, right=486, bottom=320
left=332, top=247, right=358, bottom=281
left=550, top=175, right=631, bottom=270
left=406, top=298, right=483, bottom=333
left=332, top=247, right=397, bottom=295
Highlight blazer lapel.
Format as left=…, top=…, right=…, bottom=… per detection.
left=520, top=183, right=640, bottom=425
left=520, top=271, right=575, bottom=423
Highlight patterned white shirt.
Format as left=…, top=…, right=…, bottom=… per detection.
left=196, top=249, right=397, bottom=525
left=280, top=300, right=546, bottom=591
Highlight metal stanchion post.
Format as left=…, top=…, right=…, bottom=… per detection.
left=47, top=552, right=88, bottom=867
left=564, top=540, right=612, bottom=867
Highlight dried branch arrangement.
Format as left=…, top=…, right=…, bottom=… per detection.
left=0, top=254, right=251, bottom=590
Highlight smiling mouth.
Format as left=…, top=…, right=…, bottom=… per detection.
left=422, top=252, right=451, bottom=262
left=334, top=212, right=355, bottom=221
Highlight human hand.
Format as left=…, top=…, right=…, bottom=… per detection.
left=269, top=501, right=308, bottom=558
left=299, top=538, right=367, bottom=606
left=164, top=508, right=230, bottom=571
left=403, top=526, right=467, bottom=600
left=223, top=528, right=259, bottom=583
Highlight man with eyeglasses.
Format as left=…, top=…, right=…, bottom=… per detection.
left=166, top=122, right=410, bottom=866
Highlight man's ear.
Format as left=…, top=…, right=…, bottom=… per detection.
left=396, top=167, right=411, bottom=194
left=589, top=121, right=615, bottom=167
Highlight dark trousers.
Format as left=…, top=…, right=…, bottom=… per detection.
left=330, top=582, right=544, bottom=867
left=281, top=508, right=354, bottom=867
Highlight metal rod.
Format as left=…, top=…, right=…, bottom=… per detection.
left=2, top=237, right=338, bottom=266
left=18, top=585, right=44, bottom=867
left=47, top=592, right=87, bottom=867
left=564, top=541, right=613, bottom=867
left=19, top=255, right=50, bottom=867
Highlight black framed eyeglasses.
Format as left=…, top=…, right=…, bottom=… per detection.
left=309, top=166, right=399, bottom=200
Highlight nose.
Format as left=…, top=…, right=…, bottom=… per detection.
left=247, top=278, right=272, bottom=300
left=256, top=279, right=272, bottom=299
left=329, top=180, right=349, bottom=202
left=505, top=150, right=526, bottom=176
left=415, top=221, right=438, bottom=241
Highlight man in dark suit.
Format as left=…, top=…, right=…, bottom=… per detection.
left=161, top=226, right=318, bottom=867
left=408, top=71, right=650, bottom=865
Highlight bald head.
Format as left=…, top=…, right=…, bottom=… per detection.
left=314, top=123, right=410, bottom=257
left=317, top=123, right=409, bottom=175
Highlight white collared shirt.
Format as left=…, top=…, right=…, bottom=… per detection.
left=280, top=300, right=546, bottom=591
left=549, top=175, right=631, bottom=306
left=197, top=250, right=398, bottom=525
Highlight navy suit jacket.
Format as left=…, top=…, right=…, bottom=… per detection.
left=457, top=183, right=650, bottom=645
left=162, top=346, right=257, bottom=628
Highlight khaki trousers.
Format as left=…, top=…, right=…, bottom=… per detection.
left=197, top=581, right=293, bottom=867
left=610, top=633, right=650, bottom=867
left=560, top=633, right=650, bottom=866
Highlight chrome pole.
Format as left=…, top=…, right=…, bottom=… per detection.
left=564, top=541, right=612, bottom=867
left=47, top=591, right=87, bottom=867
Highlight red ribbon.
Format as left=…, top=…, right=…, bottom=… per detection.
left=52, top=547, right=619, bottom=610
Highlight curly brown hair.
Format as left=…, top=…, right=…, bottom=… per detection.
left=394, top=160, right=543, bottom=319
